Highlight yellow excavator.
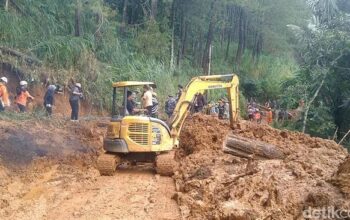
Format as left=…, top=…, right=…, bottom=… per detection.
left=97, top=74, right=239, bottom=176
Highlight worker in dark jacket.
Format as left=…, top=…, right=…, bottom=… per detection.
left=218, top=99, right=225, bottom=119
left=176, top=84, right=183, bottom=101
left=43, top=85, right=56, bottom=116
left=150, top=87, right=159, bottom=118
left=165, top=95, right=176, bottom=118
left=194, top=92, right=206, bottom=113
left=69, top=83, right=83, bottom=121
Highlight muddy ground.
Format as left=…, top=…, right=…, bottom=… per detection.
left=0, top=119, right=179, bottom=220
left=175, top=114, right=350, bottom=219
left=0, top=114, right=349, bottom=220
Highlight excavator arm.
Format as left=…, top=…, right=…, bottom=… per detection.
left=169, top=74, right=239, bottom=140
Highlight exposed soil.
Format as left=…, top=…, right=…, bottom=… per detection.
left=0, top=112, right=349, bottom=220
left=332, top=156, right=350, bottom=196
left=174, top=114, right=350, bottom=219
left=0, top=119, right=179, bottom=220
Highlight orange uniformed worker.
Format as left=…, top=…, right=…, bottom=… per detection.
left=15, top=80, right=34, bottom=112
left=267, top=107, right=273, bottom=124
left=0, top=77, right=10, bottom=111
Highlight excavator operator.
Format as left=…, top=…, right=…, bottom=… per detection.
left=126, top=91, right=143, bottom=115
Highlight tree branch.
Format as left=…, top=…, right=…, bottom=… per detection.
left=302, top=72, right=327, bottom=133
left=338, top=129, right=350, bottom=146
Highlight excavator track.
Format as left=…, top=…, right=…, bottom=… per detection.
left=155, top=151, right=177, bottom=176
left=97, top=153, right=121, bottom=176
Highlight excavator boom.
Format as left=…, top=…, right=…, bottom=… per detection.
left=169, top=74, right=239, bottom=139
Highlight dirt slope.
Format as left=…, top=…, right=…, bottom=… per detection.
left=332, top=156, right=350, bottom=196
left=174, top=114, right=349, bottom=219
left=0, top=119, right=180, bottom=220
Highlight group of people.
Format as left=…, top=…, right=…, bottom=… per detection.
left=0, top=76, right=84, bottom=121
left=247, top=101, right=273, bottom=124
left=207, top=98, right=230, bottom=119
left=0, top=77, right=34, bottom=113
left=164, top=84, right=232, bottom=120
left=247, top=105, right=262, bottom=123
left=43, top=82, right=83, bottom=121
left=164, top=85, right=208, bottom=118
left=126, top=83, right=211, bottom=120
left=126, top=84, right=159, bottom=118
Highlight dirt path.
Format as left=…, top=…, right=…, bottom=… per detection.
left=46, top=169, right=180, bottom=220
left=1, top=165, right=180, bottom=220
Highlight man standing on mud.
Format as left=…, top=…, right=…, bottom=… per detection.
left=142, top=85, right=153, bottom=117
left=69, top=83, right=83, bottom=121
left=194, top=92, right=206, bottom=113
left=176, top=84, right=183, bottom=101
left=43, top=85, right=57, bottom=116
left=15, top=80, right=34, bottom=113
left=165, top=95, right=176, bottom=118
left=0, top=77, right=10, bottom=111
left=267, top=107, right=273, bottom=124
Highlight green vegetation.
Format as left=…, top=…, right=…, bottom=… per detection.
left=1, top=0, right=350, bottom=144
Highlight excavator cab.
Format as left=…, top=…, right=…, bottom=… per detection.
left=110, top=81, right=152, bottom=119
left=105, top=82, right=175, bottom=153
left=97, top=74, right=239, bottom=176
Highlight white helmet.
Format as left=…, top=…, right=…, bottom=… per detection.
left=20, top=80, right=28, bottom=86
left=0, top=77, right=8, bottom=83
left=75, top=83, right=82, bottom=88
left=48, top=84, right=57, bottom=91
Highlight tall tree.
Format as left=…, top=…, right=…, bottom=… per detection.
left=4, top=0, right=9, bottom=11
left=120, top=0, right=128, bottom=33
left=202, top=0, right=217, bottom=74
left=150, top=0, right=158, bottom=20
left=235, top=7, right=245, bottom=69
left=75, top=0, right=82, bottom=37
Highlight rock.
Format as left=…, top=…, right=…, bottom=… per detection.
left=155, top=174, right=160, bottom=181
left=253, top=128, right=265, bottom=138
left=280, top=131, right=288, bottom=138
left=0, top=199, right=9, bottom=209
left=73, top=211, right=82, bottom=217
left=148, top=197, right=156, bottom=203
left=235, top=123, right=247, bottom=131
left=220, top=200, right=258, bottom=220
left=259, top=190, right=270, bottom=207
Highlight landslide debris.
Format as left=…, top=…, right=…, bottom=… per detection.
left=332, top=156, right=350, bottom=197
left=175, top=114, right=349, bottom=219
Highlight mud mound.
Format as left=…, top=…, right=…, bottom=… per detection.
left=175, top=115, right=349, bottom=219
left=332, top=156, right=350, bottom=196
left=179, top=114, right=231, bottom=155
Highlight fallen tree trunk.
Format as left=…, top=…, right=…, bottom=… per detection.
left=223, top=133, right=285, bottom=160
left=0, top=47, right=42, bottom=66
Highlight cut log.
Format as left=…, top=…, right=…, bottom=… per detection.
left=223, top=134, right=285, bottom=160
